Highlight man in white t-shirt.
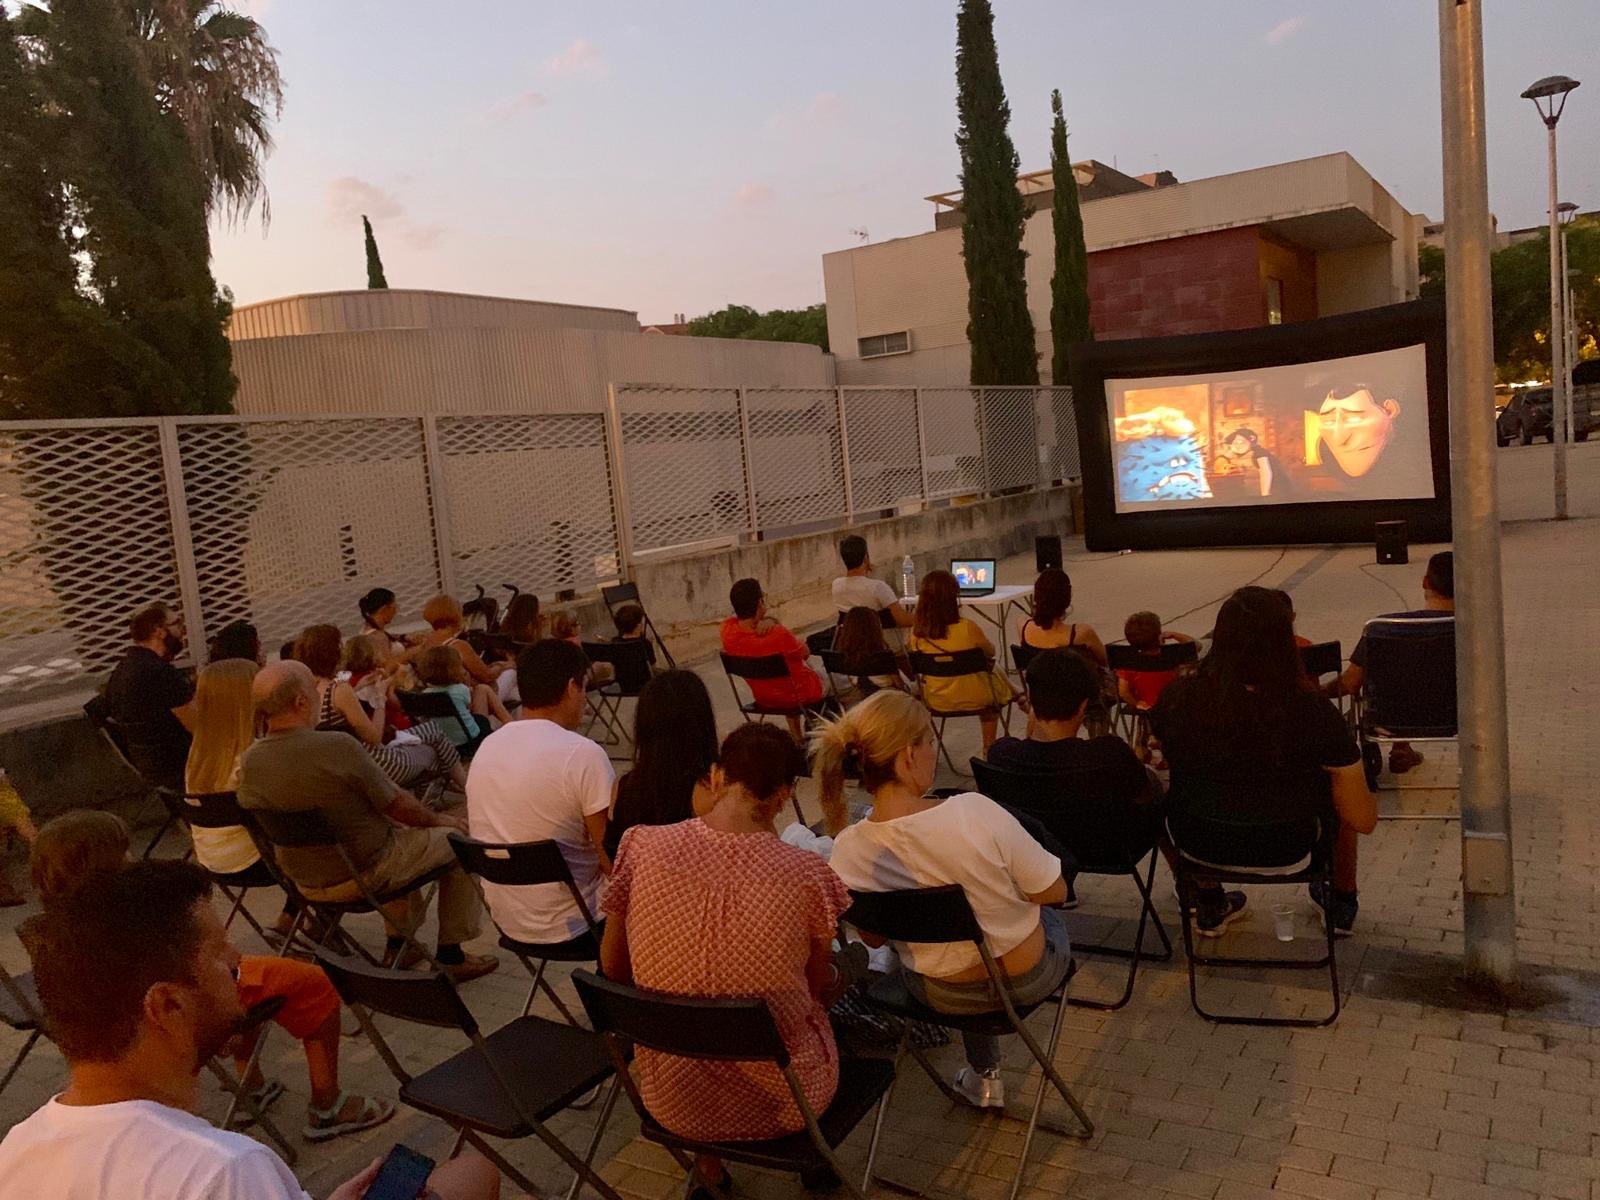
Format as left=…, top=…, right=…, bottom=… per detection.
left=0, top=860, right=498, bottom=1200
left=831, top=534, right=914, bottom=626
left=467, top=639, right=615, bottom=945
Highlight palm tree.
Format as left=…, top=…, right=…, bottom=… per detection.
left=19, top=0, right=283, bottom=226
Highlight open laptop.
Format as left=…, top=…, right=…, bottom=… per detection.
left=950, top=558, right=997, bottom=598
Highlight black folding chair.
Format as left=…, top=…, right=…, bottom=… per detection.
left=317, top=950, right=622, bottom=1200
left=906, top=648, right=1015, bottom=774
left=246, top=808, right=452, bottom=971
left=573, top=969, right=898, bottom=1200
left=580, top=639, right=655, bottom=759
left=396, top=690, right=491, bottom=760
left=0, top=960, right=42, bottom=1101
left=719, top=651, right=835, bottom=750
left=817, top=648, right=903, bottom=710
left=602, top=581, right=676, bottom=668
left=448, top=834, right=600, bottom=1026
left=971, top=758, right=1172, bottom=1010
left=1105, top=641, right=1198, bottom=743
left=1167, top=809, right=1341, bottom=1027
left=842, top=885, right=1093, bottom=1200
left=1298, top=640, right=1343, bottom=686
left=83, top=696, right=184, bottom=859
left=1357, top=616, right=1458, bottom=814
left=160, top=791, right=287, bottom=951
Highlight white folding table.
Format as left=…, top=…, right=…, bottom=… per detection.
left=959, top=584, right=1035, bottom=678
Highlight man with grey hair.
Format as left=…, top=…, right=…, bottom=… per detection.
left=238, top=661, right=497, bottom=982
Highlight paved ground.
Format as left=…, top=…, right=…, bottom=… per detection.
left=1, top=442, right=1597, bottom=1200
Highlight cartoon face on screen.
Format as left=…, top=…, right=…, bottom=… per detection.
left=1316, top=387, right=1402, bottom=477
left=1114, top=408, right=1213, bottom=502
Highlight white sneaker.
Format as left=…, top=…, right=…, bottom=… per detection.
left=953, top=1066, right=1005, bottom=1109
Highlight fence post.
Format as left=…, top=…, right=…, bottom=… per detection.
left=419, top=415, right=458, bottom=598
left=158, top=420, right=209, bottom=665
left=913, top=387, right=931, bottom=509
left=604, top=384, right=636, bottom=578
left=735, top=386, right=760, bottom=540
left=837, top=387, right=855, bottom=524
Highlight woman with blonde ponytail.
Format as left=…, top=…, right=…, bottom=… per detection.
left=820, top=690, right=1071, bottom=1112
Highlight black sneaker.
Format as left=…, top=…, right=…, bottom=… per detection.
left=1195, top=890, right=1248, bottom=937
left=1309, top=881, right=1358, bottom=938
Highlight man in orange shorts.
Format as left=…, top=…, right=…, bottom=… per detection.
left=27, top=811, right=394, bottom=1142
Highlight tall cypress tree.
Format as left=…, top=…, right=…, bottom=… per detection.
left=363, top=215, right=389, bottom=289
left=955, top=0, right=1036, bottom=385
left=1048, top=88, right=1092, bottom=385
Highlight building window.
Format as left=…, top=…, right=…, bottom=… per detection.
left=1265, top=277, right=1284, bottom=325
left=858, top=331, right=911, bottom=358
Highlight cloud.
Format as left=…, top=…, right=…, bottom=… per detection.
left=1265, top=15, right=1305, bottom=45
left=325, top=176, right=444, bottom=251
left=733, top=182, right=775, bottom=209
left=486, top=89, right=547, bottom=123
left=545, top=37, right=605, bottom=77
left=767, top=91, right=846, bottom=135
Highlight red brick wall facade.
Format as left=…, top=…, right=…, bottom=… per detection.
left=1086, top=226, right=1266, bottom=341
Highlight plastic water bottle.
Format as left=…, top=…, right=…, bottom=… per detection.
left=900, top=555, right=917, bottom=601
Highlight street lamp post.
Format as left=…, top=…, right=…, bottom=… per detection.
left=1559, top=202, right=1579, bottom=432
left=1522, top=74, right=1580, bottom=520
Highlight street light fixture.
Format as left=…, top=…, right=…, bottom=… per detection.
left=1522, top=74, right=1579, bottom=519
left=1558, top=202, right=1579, bottom=431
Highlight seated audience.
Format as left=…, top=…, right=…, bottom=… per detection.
left=355, top=586, right=409, bottom=665
left=820, top=690, right=1069, bottom=1109
left=415, top=645, right=511, bottom=746
left=207, top=619, right=264, bottom=665
left=295, top=623, right=467, bottom=793
left=834, top=604, right=910, bottom=696
left=100, top=601, right=195, bottom=788
left=341, top=635, right=403, bottom=729
left=1020, top=568, right=1107, bottom=666
left=238, top=661, right=497, bottom=981
left=420, top=593, right=518, bottom=705
left=1327, top=550, right=1455, bottom=776
left=719, top=577, right=826, bottom=743
left=547, top=612, right=582, bottom=645
left=1114, top=610, right=1195, bottom=763
left=1151, top=586, right=1377, bottom=937
left=908, top=569, right=1014, bottom=753
left=0, top=770, right=35, bottom=908
left=601, top=723, right=850, bottom=1196
left=467, top=641, right=614, bottom=945
left=831, top=534, right=912, bottom=626
left=501, top=592, right=543, bottom=645
left=0, top=860, right=499, bottom=1200
left=604, top=670, right=719, bottom=861
left=611, top=602, right=658, bottom=668
left=27, top=812, right=395, bottom=1143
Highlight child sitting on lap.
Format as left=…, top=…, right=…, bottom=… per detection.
left=1116, top=610, right=1194, bottom=765
left=414, top=645, right=510, bottom=747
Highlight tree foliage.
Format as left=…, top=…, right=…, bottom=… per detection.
left=1048, top=88, right=1091, bottom=386
left=954, top=0, right=1036, bottom=385
left=687, top=303, right=828, bottom=350
left=1417, top=221, right=1600, bottom=383
left=363, top=215, right=389, bottom=289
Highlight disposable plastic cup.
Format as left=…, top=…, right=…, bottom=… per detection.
left=1270, top=903, right=1295, bottom=942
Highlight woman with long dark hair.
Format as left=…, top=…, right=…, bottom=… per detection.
left=603, top=670, right=720, bottom=861
left=1150, top=586, right=1376, bottom=936
left=908, top=569, right=1014, bottom=753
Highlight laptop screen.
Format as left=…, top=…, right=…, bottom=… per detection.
left=950, top=559, right=995, bottom=590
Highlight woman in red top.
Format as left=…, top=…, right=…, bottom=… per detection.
left=718, top=577, right=825, bottom=743
left=601, top=723, right=850, bottom=1198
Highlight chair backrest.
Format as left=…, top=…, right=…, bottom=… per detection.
left=907, top=647, right=991, bottom=679
left=448, top=833, right=575, bottom=889
left=970, top=758, right=1152, bottom=869
left=177, top=790, right=252, bottom=830
left=572, top=969, right=789, bottom=1065
left=804, top=627, right=836, bottom=658
left=720, top=651, right=792, bottom=681
left=1011, top=641, right=1044, bottom=679
left=842, top=884, right=984, bottom=946
left=1299, top=640, right=1343, bottom=680
left=582, top=639, right=654, bottom=693
left=818, top=648, right=899, bottom=682
left=315, top=949, right=477, bottom=1033
left=1106, top=641, right=1199, bottom=674
left=397, top=689, right=479, bottom=744
left=601, top=582, right=641, bottom=613
left=248, top=805, right=338, bottom=849
left=1362, top=616, right=1457, bottom=735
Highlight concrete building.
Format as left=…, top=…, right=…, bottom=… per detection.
left=824, top=152, right=1423, bottom=385
left=225, top=288, right=832, bottom=415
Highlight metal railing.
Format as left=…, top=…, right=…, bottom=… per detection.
left=0, top=385, right=1073, bottom=720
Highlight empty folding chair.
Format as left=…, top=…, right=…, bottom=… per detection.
left=317, top=950, right=623, bottom=1200
left=906, top=648, right=1016, bottom=774
left=842, top=885, right=1094, bottom=1200
left=0, top=960, right=42, bottom=1100
left=448, top=833, right=600, bottom=1025
left=573, top=969, right=898, bottom=1200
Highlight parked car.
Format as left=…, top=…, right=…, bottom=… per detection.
left=1497, top=376, right=1598, bottom=446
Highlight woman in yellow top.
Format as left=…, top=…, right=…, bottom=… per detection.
left=908, top=569, right=1014, bottom=753
left=0, top=768, right=36, bottom=907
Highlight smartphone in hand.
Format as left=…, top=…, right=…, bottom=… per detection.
left=362, top=1144, right=435, bottom=1200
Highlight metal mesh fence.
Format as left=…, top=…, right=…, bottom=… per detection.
left=615, top=387, right=748, bottom=555
left=1035, top=387, right=1081, bottom=482
left=436, top=413, right=619, bottom=597
left=919, top=387, right=986, bottom=500
left=979, top=387, right=1043, bottom=492
left=743, top=388, right=846, bottom=533
left=841, top=388, right=922, bottom=515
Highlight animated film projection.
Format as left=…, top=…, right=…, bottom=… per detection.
left=1107, top=344, right=1432, bottom=514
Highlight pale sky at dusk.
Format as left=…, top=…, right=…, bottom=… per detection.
left=208, top=1, right=1600, bottom=323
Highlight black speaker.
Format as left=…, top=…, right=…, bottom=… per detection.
left=1035, top=534, right=1062, bottom=573
left=1375, top=520, right=1408, bottom=565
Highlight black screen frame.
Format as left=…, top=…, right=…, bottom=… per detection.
left=1069, top=298, right=1451, bottom=552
